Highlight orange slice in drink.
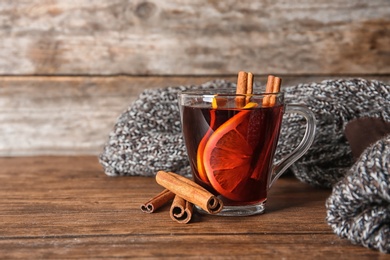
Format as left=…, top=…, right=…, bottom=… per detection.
left=196, top=109, right=215, bottom=183
left=196, top=96, right=224, bottom=183
left=203, top=110, right=254, bottom=201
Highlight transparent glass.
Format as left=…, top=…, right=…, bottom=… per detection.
left=178, top=90, right=316, bottom=216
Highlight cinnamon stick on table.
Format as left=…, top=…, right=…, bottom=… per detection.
left=170, top=195, right=194, bottom=224
left=140, top=189, right=175, bottom=213
left=155, top=171, right=223, bottom=214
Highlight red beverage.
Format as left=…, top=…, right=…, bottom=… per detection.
left=181, top=104, right=284, bottom=206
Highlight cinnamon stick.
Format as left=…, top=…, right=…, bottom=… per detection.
left=269, top=76, right=281, bottom=106
left=273, top=76, right=281, bottom=93
left=236, top=71, right=248, bottom=107
left=155, top=171, right=223, bottom=214
left=170, top=195, right=194, bottom=224
left=245, top=72, right=254, bottom=104
left=140, top=189, right=175, bottom=213
left=263, top=75, right=281, bottom=107
left=263, top=75, right=274, bottom=107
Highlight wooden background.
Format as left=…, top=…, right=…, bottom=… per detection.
left=1, top=0, right=390, bottom=156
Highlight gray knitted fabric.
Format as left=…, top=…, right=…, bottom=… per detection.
left=326, top=135, right=390, bottom=253
left=279, top=78, right=390, bottom=187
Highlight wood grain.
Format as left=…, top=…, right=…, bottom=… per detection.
left=0, top=156, right=384, bottom=259
left=1, top=75, right=389, bottom=156
left=0, top=0, right=389, bottom=75
left=1, top=0, right=390, bottom=156
left=0, top=76, right=226, bottom=156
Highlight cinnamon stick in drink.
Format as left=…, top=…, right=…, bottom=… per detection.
left=246, top=72, right=254, bottom=104
left=236, top=71, right=248, bottom=107
left=273, top=76, right=281, bottom=93
left=246, top=72, right=254, bottom=95
left=170, top=195, right=194, bottom=224
left=263, top=75, right=275, bottom=107
left=140, top=189, right=175, bottom=213
left=269, top=76, right=281, bottom=106
left=156, top=171, right=223, bottom=214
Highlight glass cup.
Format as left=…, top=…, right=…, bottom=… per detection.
left=178, top=90, right=316, bottom=216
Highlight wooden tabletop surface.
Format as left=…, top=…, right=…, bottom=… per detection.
left=0, top=156, right=386, bottom=259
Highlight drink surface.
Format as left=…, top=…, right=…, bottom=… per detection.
left=182, top=104, right=284, bottom=205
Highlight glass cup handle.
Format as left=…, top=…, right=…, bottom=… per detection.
left=268, top=104, right=316, bottom=188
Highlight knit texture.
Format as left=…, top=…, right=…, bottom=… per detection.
left=326, top=134, right=390, bottom=253
left=279, top=78, right=390, bottom=187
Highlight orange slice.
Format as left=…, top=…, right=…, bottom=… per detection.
left=203, top=110, right=254, bottom=201
left=196, top=96, right=223, bottom=183
left=196, top=109, right=215, bottom=183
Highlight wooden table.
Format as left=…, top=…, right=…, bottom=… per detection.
left=0, top=156, right=387, bottom=259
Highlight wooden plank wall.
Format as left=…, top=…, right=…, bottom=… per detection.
left=1, top=1, right=389, bottom=156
